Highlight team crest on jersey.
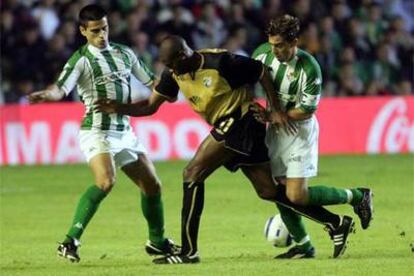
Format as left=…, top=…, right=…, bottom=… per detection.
left=203, top=76, right=212, bottom=87
left=287, top=70, right=299, bottom=81
left=189, top=95, right=201, bottom=106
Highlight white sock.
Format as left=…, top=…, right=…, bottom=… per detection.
left=297, top=235, right=310, bottom=245
left=345, top=189, right=353, bottom=204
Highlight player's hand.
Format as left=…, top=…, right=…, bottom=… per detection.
left=28, top=90, right=49, bottom=104
left=268, top=111, right=297, bottom=135
left=250, top=102, right=268, bottom=124
left=94, top=99, right=118, bottom=113
left=250, top=103, right=296, bottom=134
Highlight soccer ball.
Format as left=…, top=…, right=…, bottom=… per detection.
left=264, top=214, right=293, bottom=247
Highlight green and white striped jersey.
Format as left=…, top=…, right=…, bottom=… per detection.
left=252, top=43, right=322, bottom=113
left=56, top=42, right=154, bottom=131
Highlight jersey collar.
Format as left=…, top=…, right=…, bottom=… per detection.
left=87, top=43, right=113, bottom=55
left=196, top=52, right=205, bottom=71
left=280, top=47, right=298, bottom=67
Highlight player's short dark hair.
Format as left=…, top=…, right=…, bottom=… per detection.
left=266, top=15, right=300, bottom=42
left=78, top=4, right=107, bottom=27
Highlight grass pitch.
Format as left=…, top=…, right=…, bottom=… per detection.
left=1, top=154, right=413, bottom=275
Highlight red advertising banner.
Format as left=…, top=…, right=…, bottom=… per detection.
left=0, top=96, right=413, bottom=165
left=318, top=96, right=414, bottom=154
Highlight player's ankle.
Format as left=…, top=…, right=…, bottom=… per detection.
left=297, top=241, right=313, bottom=251
left=350, top=188, right=363, bottom=206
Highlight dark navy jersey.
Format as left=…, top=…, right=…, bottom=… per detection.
left=155, top=49, right=264, bottom=125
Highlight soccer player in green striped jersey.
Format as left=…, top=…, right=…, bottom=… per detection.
left=252, top=15, right=374, bottom=259
left=28, top=4, right=178, bottom=262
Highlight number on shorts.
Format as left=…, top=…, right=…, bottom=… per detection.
left=217, top=117, right=235, bottom=134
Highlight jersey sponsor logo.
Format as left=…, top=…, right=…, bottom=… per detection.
left=95, top=70, right=129, bottom=85
left=202, top=76, right=212, bottom=88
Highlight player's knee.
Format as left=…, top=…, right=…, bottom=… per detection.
left=286, top=190, right=307, bottom=205
left=142, top=179, right=161, bottom=196
left=183, top=164, right=205, bottom=182
left=256, top=188, right=276, bottom=201
left=96, top=175, right=115, bottom=193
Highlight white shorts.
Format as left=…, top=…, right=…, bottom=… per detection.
left=265, top=116, right=319, bottom=178
left=79, top=129, right=147, bottom=168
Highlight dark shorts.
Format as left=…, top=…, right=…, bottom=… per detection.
left=210, top=107, right=269, bottom=172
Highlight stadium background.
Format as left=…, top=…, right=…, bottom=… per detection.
left=1, top=0, right=413, bottom=103
left=1, top=0, right=413, bottom=165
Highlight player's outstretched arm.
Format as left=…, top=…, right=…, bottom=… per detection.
left=28, top=84, right=65, bottom=104
left=94, top=91, right=167, bottom=117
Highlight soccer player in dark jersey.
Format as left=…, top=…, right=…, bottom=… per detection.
left=95, top=35, right=361, bottom=264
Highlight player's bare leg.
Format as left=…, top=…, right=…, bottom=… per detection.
left=58, top=153, right=114, bottom=262
left=122, top=154, right=179, bottom=256
left=89, top=153, right=116, bottom=192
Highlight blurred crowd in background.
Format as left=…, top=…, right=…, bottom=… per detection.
left=1, top=0, right=413, bottom=104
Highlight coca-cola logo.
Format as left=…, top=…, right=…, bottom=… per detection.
left=367, top=98, right=414, bottom=153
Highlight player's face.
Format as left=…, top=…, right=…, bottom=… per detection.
left=80, top=17, right=109, bottom=49
left=268, top=35, right=297, bottom=62
left=160, top=52, right=187, bottom=75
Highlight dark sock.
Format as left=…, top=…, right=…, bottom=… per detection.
left=307, top=185, right=348, bottom=205
left=274, top=185, right=341, bottom=229
left=65, top=185, right=107, bottom=242
left=141, top=192, right=165, bottom=246
left=181, top=181, right=204, bottom=256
